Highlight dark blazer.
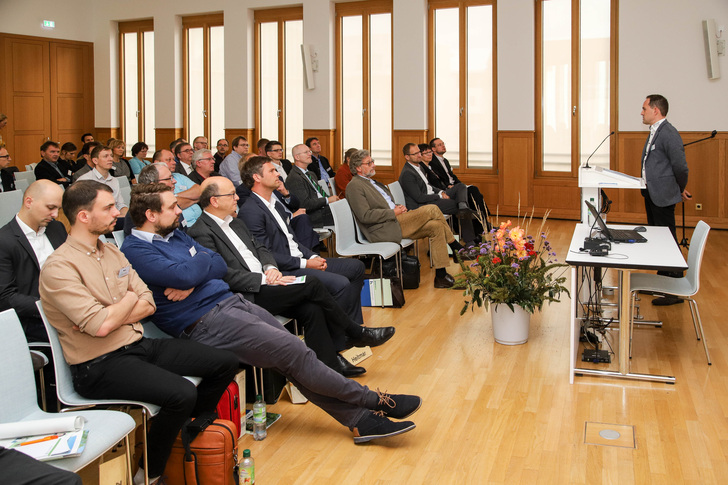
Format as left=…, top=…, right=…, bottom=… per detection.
left=1, top=168, right=16, bottom=192
left=641, top=120, right=688, bottom=207
left=345, top=175, right=403, bottom=243
left=285, top=165, right=333, bottom=227
left=0, top=218, right=67, bottom=340
left=175, top=160, right=193, bottom=176
left=188, top=212, right=277, bottom=302
left=430, top=155, right=460, bottom=186
left=398, top=162, right=443, bottom=210
left=34, top=160, right=71, bottom=187
left=309, top=154, right=335, bottom=180
left=279, top=158, right=294, bottom=175
left=239, top=193, right=317, bottom=271
left=188, top=170, right=220, bottom=186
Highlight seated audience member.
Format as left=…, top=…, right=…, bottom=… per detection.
left=398, top=143, right=476, bottom=243
left=240, top=156, right=365, bottom=324
left=58, top=142, right=82, bottom=179
left=40, top=181, right=238, bottom=485
left=109, top=139, right=135, bottom=184
left=129, top=142, right=151, bottom=176
left=219, top=136, right=249, bottom=187
left=188, top=149, right=220, bottom=185
left=124, top=162, right=188, bottom=236
left=265, top=140, right=292, bottom=180
left=193, top=136, right=208, bottom=150
left=306, top=137, right=336, bottom=188
left=169, top=137, right=186, bottom=153
left=285, top=144, right=338, bottom=228
left=72, top=141, right=101, bottom=182
left=213, top=138, right=229, bottom=172
left=121, top=182, right=419, bottom=442
left=81, top=133, right=94, bottom=144
left=236, top=154, right=322, bottom=252
left=1, top=446, right=81, bottom=484
left=0, top=180, right=66, bottom=341
left=256, top=138, right=269, bottom=156
left=34, top=141, right=71, bottom=188
left=335, top=147, right=358, bottom=199
left=346, top=149, right=467, bottom=289
left=0, top=146, right=16, bottom=191
left=174, top=142, right=194, bottom=176
left=76, top=145, right=129, bottom=218
left=418, top=143, right=489, bottom=236
left=150, top=150, right=202, bottom=226
left=189, top=177, right=394, bottom=376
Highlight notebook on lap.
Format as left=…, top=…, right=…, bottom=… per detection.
left=585, top=200, right=647, bottom=243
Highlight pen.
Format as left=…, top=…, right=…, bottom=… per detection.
left=20, top=435, right=58, bottom=446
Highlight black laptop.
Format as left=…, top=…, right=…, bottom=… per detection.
left=585, top=200, right=647, bottom=243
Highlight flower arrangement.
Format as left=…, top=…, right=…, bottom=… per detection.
left=455, top=211, right=569, bottom=315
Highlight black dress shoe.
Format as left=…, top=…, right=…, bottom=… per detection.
left=336, top=355, right=366, bottom=377
left=434, top=273, right=455, bottom=288
left=652, top=295, right=684, bottom=306
left=347, top=327, right=395, bottom=348
left=351, top=412, right=416, bottom=444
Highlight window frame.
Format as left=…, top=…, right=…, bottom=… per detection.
left=118, top=19, right=154, bottom=150
left=427, top=0, right=498, bottom=174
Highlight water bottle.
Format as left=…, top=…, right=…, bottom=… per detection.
left=253, top=394, right=266, bottom=441
left=239, top=449, right=255, bottom=484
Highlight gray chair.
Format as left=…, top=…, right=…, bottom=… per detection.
left=115, top=176, right=130, bottom=189
left=14, top=178, right=29, bottom=193
left=329, top=199, right=400, bottom=307
left=112, top=230, right=126, bottom=248
left=629, top=221, right=712, bottom=364
left=0, top=309, right=135, bottom=478
left=120, top=186, right=131, bottom=206
left=15, top=171, right=36, bottom=186
left=388, top=181, right=443, bottom=267
left=0, top=190, right=23, bottom=226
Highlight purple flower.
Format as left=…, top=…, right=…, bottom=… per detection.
left=511, top=262, right=519, bottom=268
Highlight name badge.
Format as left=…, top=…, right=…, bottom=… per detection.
left=118, top=265, right=130, bottom=278
left=650, top=145, right=656, bottom=151
left=189, top=246, right=197, bottom=257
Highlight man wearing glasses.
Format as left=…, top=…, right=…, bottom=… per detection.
left=0, top=146, right=16, bottom=191
left=219, top=136, right=250, bottom=187
left=265, top=140, right=293, bottom=181
left=188, top=149, right=220, bottom=185
left=173, top=142, right=195, bottom=176
left=285, top=144, right=338, bottom=228
left=147, top=151, right=202, bottom=227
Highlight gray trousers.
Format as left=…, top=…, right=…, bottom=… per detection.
left=186, top=294, right=377, bottom=427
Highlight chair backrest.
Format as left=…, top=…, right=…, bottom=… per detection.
left=0, top=309, right=42, bottom=422
left=112, top=230, right=126, bottom=248
left=0, top=190, right=23, bottom=226
left=318, top=180, right=331, bottom=196
left=685, top=221, right=710, bottom=294
left=329, top=199, right=358, bottom=252
left=115, top=176, right=130, bottom=189
left=120, top=185, right=131, bottom=205
left=388, top=181, right=405, bottom=206
left=16, top=171, right=36, bottom=184
left=14, top=178, right=30, bottom=193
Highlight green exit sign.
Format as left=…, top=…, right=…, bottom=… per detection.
left=42, top=20, right=55, bottom=29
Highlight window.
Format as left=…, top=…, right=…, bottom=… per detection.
left=255, top=7, right=303, bottom=155
left=336, top=1, right=392, bottom=166
left=183, top=14, right=225, bottom=145
left=119, top=20, right=155, bottom=154
left=429, top=1, right=496, bottom=170
left=537, top=0, right=614, bottom=173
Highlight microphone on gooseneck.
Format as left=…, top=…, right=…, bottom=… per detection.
left=584, top=131, right=615, bottom=169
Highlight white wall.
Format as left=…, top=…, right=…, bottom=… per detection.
left=498, top=0, right=535, bottom=131
left=0, top=0, right=95, bottom=42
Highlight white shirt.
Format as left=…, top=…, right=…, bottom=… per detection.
left=434, top=153, right=455, bottom=185
left=15, top=215, right=54, bottom=268
left=204, top=211, right=270, bottom=285
left=408, top=162, right=440, bottom=197
left=642, top=118, right=666, bottom=181
left=253, top=191, right=318, bottom=269
left=296, top=165, right=325, bottom=200
left=77, top=168, right=127, bottom=210
left=179, top=161, right=193, bottom=175
left=131, top=228, right=175, bottom=243
left=272, top=161, right=288, bottom=182
left=362, top=176, right=395, bottom=209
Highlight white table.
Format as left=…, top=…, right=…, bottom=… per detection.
left=566, top=224, right=687, bottom=384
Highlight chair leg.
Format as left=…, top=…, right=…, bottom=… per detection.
left=687, top=298, right=711, bottom=365
left=629, top=291, right=636, bottom=359
left=686, top=298, right=701, bottom=341
left=124, top=433, right=133, bottom=485
left=142, top=408, right=150, bottom=485
left=378, top=256, right=385, bottom=308
left=39, top=367, right=47, bottom=411
left=428, top=238, right=434, bottom=268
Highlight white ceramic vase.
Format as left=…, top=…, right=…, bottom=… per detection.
left=491, top=304, right=530, bottom=345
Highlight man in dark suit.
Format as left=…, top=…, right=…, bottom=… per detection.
left=640, top=94, right=691, bottom=303
left=34, top=141, right=71, bottom=188
left=240, top=156, right=366, bottom=324
left=398, top=143, right=476, bottom=243
left=286, top=144, right=338, bottom=228
left=188, top=149, right=220, bottom=185
left=189, top=177, right=394, bottom=376
left=0, top=146, right=16, bottom=192
left=174, top=142, right=195, bottom=176
left=0, top=180, right=67, bottom=341
left=306, top=136, right=336, bottom=182
left=265, top=140, right=293, bottom=179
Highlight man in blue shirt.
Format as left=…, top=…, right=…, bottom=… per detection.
left=121, top=183, right=422, bottom=443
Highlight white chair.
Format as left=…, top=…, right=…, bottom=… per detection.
left=112, top=230, right=126, bottom=248
left=629, top=221, right=712, bottom=364
left=329, top=200, right=401, bottom=307
left=388, top=181, right=441, bottom=267
left=0, top=190, right=23, bottom=226
left=0, top=309, right=135, bottom=478
left=120, top=185, right=131, bottom=206
left=14, top=178, right=29, bottom=193
left=115, top=176, right=130, bottom=189
left=25, top=163, right=37, bottom=172
left=15, top=171, right=36, bottom=186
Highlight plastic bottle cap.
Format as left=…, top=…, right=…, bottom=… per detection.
left=243, top=449, right=251, bottom=457
left=256, top=394, right=262, bottom=400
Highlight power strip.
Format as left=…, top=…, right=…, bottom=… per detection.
left=582, top=349, right=611, bottom=363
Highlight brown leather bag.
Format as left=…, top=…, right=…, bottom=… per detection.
left=164, top=413, right=238, bottom=485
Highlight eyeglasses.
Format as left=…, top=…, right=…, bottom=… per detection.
left=269, top=148, right=283, bottom=152
left=421, top=150, right=432, bottom=155
left=407, top=151, right=421, bottom=156
left=361, top=160, right=375, bottom=166
left=158, top=176, right=173, bottom=182
left=0, top=155, right=10, bottom=159
left=213, top=191, right=236, bottom=198
left=200, top=157, right=215, bottom=162
left=181, top=148, right=194, bottom=153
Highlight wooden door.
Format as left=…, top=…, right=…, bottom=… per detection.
left=1, top=35, right=51, bottom=169
left=50, top=42, right=94, bottom=148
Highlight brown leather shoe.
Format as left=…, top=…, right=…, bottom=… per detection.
left=434, top=273, right=455, bottom=288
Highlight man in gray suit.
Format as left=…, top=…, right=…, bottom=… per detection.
left=345, top=150, right=468, bottom=289
left=640, top=94, right=691, bottom=303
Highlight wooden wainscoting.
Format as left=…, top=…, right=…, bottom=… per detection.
left=225, top=128, right=255, bottom=148
left=303, top=128, right=336, bottom=167
left=155, top=128, right=184, bottom=154
left=95, top=128, right=120, bottom=145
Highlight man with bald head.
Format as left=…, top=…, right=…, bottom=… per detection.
left=285, top=143, right=338, bottom=228
left=0, top=180, right=67, bottom=341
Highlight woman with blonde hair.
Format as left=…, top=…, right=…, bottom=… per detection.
left=108, top=138, right=135, bottom=184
